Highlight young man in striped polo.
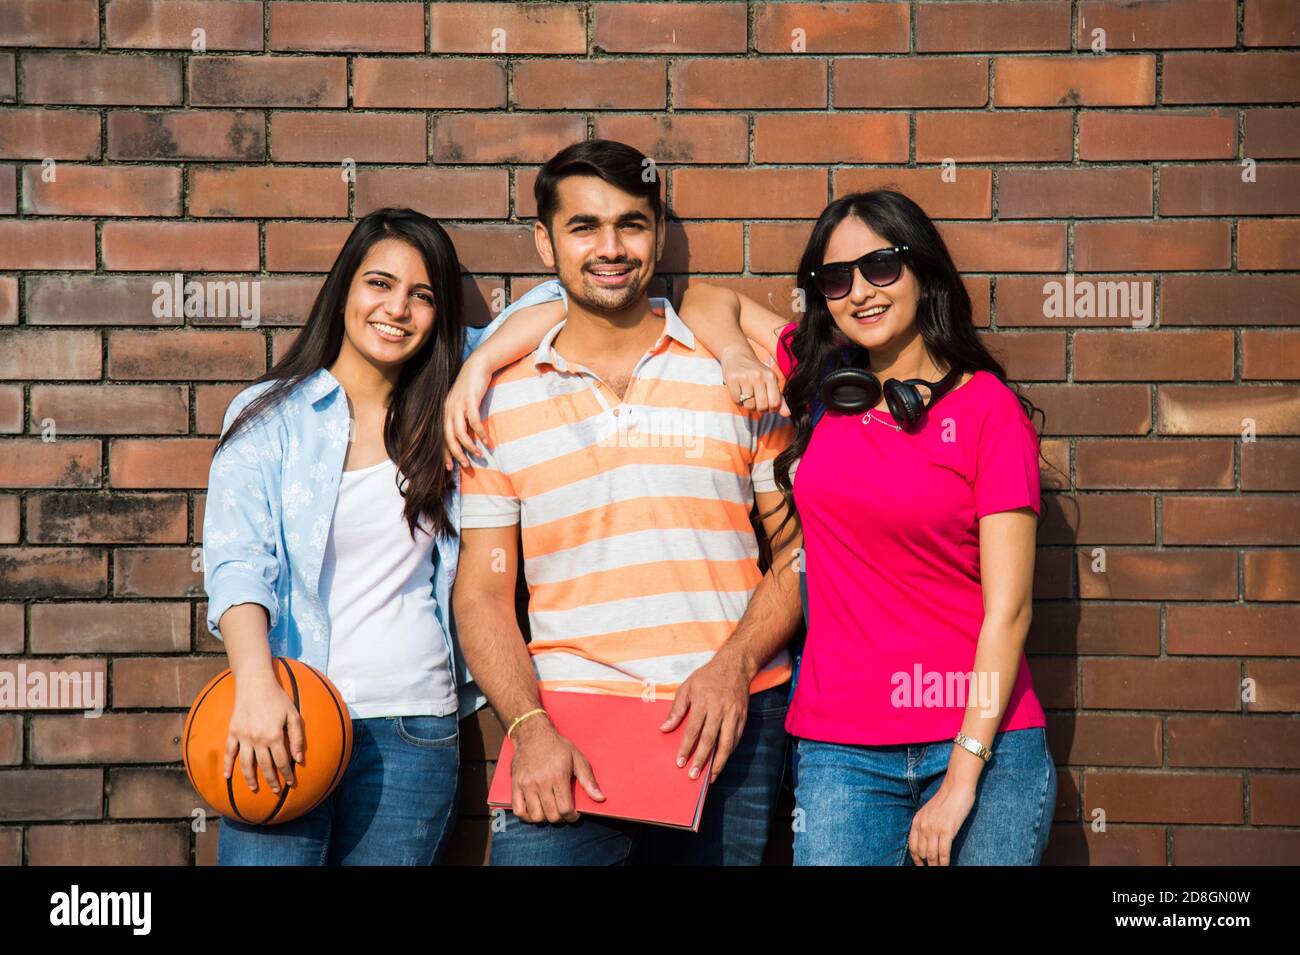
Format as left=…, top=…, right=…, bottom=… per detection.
left=453, top=139, right=803, bottom=865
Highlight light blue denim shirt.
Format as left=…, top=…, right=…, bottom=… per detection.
left=202, top=280, right=567, bottom=720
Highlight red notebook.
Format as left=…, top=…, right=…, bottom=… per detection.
left=487, top=690, right=713, bottom=831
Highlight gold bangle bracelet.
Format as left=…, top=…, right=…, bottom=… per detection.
left=507, top=707, right=547, bottom=739
left=953, top=731, right=993, bottom=763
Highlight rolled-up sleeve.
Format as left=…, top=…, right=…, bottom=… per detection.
left=203, top=396, right=282, bottom=640
left=462, top=278, right=567, bottom=360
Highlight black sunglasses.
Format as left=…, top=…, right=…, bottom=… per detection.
left=810, top=246, right=909, bottom=300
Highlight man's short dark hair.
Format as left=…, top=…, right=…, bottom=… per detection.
left=534, top=139, right=663, bottom=231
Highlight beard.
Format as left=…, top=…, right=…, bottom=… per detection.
left=566, top=260, right=646, bottom=312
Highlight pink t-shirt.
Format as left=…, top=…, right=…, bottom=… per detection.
left=776, top=323, right=1046, bottom=745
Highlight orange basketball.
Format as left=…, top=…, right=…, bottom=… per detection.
left=183, top=657, right=353, bottom=826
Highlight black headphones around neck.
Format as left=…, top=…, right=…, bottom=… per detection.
left=818, top=355, right=964, bottom=432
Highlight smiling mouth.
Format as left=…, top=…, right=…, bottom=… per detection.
left=587, top=264, right=635, bottom=284
left=370, top=321, right=411, bottom=340
left=853, top=304, right=890, bottom=323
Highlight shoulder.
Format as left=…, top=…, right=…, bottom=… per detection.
left=969, top=371, right=1036, bottom=437
left=480, top=354, right=545, bottom=419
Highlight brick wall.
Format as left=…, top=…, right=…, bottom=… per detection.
left=0, top=0, right=1297, bottom=866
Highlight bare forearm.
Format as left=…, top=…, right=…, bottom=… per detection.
left=453, top=590, right=544, bottom=729
left=471, top=299, right=566, bottom=372
left=679, top=285, right=752, bottom=361
left=948, top=611, right=1032, bottom=785
left=218, top=603, right=278, bottom=686
left=716, top=539, right=803, bottom=682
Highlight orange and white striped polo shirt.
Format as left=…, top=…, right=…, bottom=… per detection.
left=460, top=293, right=795, bottom=699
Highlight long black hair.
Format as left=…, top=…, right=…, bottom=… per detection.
left=215, top=207, right=466, bottom=539
left=771, top=190, right=1054, bottom=542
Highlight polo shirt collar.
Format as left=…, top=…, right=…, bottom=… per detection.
left=533, top=294, right=695, bottom=371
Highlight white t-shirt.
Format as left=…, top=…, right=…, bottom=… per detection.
left=320, top=458, right=458, bottom=719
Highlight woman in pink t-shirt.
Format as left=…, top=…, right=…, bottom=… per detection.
left=683, top=190, right=1057, bottom=866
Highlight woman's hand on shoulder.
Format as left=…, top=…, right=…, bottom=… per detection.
left=720, top=346, right=789, bottom=417
left=443, top=354, right=491, bottom=471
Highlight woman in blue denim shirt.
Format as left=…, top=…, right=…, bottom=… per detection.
left=204, top=208, right=564, bottom=865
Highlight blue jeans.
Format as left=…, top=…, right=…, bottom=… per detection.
left=489, top=685, right=790, bottom=866
left=792, top=726, right=1056, bottom=865
left=217, top=713, right=460, bottom=865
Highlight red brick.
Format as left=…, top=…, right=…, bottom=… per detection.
left=108, top=110, right=265, bottom=160
left=26, top=275, right=177, bottom=327
left=0, top=769, right=102, bottom=821
left=1245, top=0, right=1300, bottom=46
left=0, top=107, right=101, bottom=159
left=24, top=52, right=181, bottom=105
left=1078, top=548, right=1237, bottom=600
left=1164, top=495, right=1300, bottom=546
left=516, top=60, right=666, bottom=109
left=102, top=221, right=259, bottom=271
left=109, top=438, right=214, bottom=489
left=29, top=385, right=188, bottom=435
left=1075, top=439, right=1233, bottom=489
left=264, top=221, right=353, bottom=272
left=1170, top=716, right=1300, bottom=769
left=270, top=1, right=423, bottom=52
left=27, top=492, right=187, bottom=544
left=595, top=2, right=742, bottom=53
left=1027, top=603, right=1161, bottom=655
left=1078, top=0, right=1237, bottom=49
left=1080, top=109, right=1236, bottom=160
left=0, top=495, right=17, bottom=544
left=835, top=57, right=987, bottom=108
left=0, top=329, right=101, bottom=380
left=108, top=329, right=264, bottom=381
left=195, top=384, right=243, bottom=434
left=271, top=112, right=425, bottom=163
left=190, top=55, right=347, bottom=107
left=433, top=2, right=586, bottom=53
left=1162, top=274, right=1300, bottom=326
left=0, top=276, right=14, bottom=325
left=0, top=221, right=96, bottom=269
left=21, top=163, right=181, bottom=216
left=113, top=546, right=205, bottom=598
left=835, top=167, right=992, bottom=218
left=106, top=0, right=264, bottom=50
left=0, top=714, right=20, bottom=763
left=30, top=601, right=189, bottom=653
left=594, top=114, right=749, bottom=164
left=980, top=330, right=1066, bottom=381
left=0, top=603, right=20, bottom=651
left=659, top=222, right=744, bottom=274
left=28, top=822, right=189, bottom=865
left=0, top=386, right=21, bottom=433
left=112, top=656, right=226, bottom=708
left=1043, top=824, right=1167, bottom=865
left=995, top=55, right=1155, bottom=107
left=917, top=1, right=1070, bottom=52
left=430, top=113, right=586, bottom=164
left=355, top=167, right=509, bottom=220
left=1239, top=218, right=1300, bottom=269
left=1245, top=108, right=1300, bottom=159
left=0, top=439, right=100, bottom=488
left=675, top=59, right=826, bottom=109
left=1022, top=384, right=1151, bottom=435
left=747, top=222, right=813, bottom=274
left=1084, top=772, right=1242, bottom=824
left=1164, top=52, right=1300, bottom=104
left=1245, top=661, right=1300, bottom=713
left=0, top=547, right=106, bottom=597
left=1028, top=656, right=1077, bottom=708
left=1046, top=714, right=1162, bottom=767
left=916, top=111, right=1073, bottom=162
left=0, top=0, right=100, bottom=47
left=672, top=168, right=827, bottom=219
left=188, top=165, right=347, bottom=218
left=1074, top=330, right=1233, bottom=381
left=443, top=225, right=539, bottom=275
left=353, top=58, right=504, bottom=109
left=1075, top=221, right=1230, bottom=271
left=754, top=1, right=909, bottom=53
left=1174, top=827, right=1300, bottom=865
left=0, top=54, right=11, bottom=102
left=1168, top=604, right=1300, bottom=656
left=1082, top=658, right=1240, bottom=711
left=755, top=113, right=908, bottom=164
left=1039, top=493, right=1154, bottom=545
left=939, top=222, right=1066, bottom=272
left=999, top=167, right=1152, bottom=218
left=1242, top=439, right=1300, bottom=489
left=1250, top=773, right=1300, bottom=825
left=109, top=766, right=218, bottom=819
left=1246, top=550, right=1300, bottom=601
left=1158, top=385, right=1300, bottom=436
left=1242, top=325, right=1300, bottom=380
left=1161, top=164, right=1300, bottom=216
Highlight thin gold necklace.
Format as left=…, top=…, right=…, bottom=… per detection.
left=861, top=410, right=902, bottom=432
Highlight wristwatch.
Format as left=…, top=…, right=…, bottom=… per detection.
left=953, top=731, right=993, bottom=763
